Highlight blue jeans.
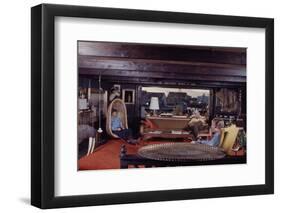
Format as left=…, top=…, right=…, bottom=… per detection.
left=200, top=132, right=221, bottom=147
left=113, top=129, right=132, bottom=140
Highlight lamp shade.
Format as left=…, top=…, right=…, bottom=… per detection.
left=149, top=97, right=159, bottom=110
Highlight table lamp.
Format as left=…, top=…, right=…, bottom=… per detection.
left=149, top=97, right=159, bottom=116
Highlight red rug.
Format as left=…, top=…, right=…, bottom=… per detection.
left=78, top=139, right=245, bottom=170
left=78, top=139, right=164, bottom=170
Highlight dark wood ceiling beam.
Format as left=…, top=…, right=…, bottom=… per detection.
left=79, top=68, right=246, bottom=83
left=79, top=55, right=244, bottom=68
left=78, top=41, right=246, bottom=65
left=78, top=56, right=246, bottom=77
left=80, top=74, right=245, bottom=88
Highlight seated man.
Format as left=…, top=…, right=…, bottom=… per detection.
left=187, top=110, right=207, bottom=138
left=193, top=120, right=224, bottom=147
left=111, top=109, right=138, bottom=144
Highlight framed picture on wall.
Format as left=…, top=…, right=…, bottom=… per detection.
left=122, top=89, right=135, bottom=104
left=31, top=3, right=274, bottom=209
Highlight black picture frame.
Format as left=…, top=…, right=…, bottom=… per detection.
left=31, top=3, right=274, bottom=209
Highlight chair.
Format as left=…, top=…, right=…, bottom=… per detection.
left=106, top=98, right=128, bottom=138
left=219, top=124, right=240, bottom=155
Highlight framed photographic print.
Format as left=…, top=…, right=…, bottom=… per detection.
left=122, top=89, right=135, bottom=104
left=31, top=3, right=274, bottom=209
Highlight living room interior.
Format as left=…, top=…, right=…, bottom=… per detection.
left=77, top=41, right=247, bottom=170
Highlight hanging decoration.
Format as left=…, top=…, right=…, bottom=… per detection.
left=97, top=71, right=103, bottom=134
left=87, top=79, right=91, bottom=102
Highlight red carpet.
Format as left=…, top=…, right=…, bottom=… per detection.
left=78, top=139, right=245, bottom=170
left=78, top=139, right=165, bottom=170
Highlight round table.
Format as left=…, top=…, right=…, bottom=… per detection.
left=138, top=143, right=225, bottom=162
